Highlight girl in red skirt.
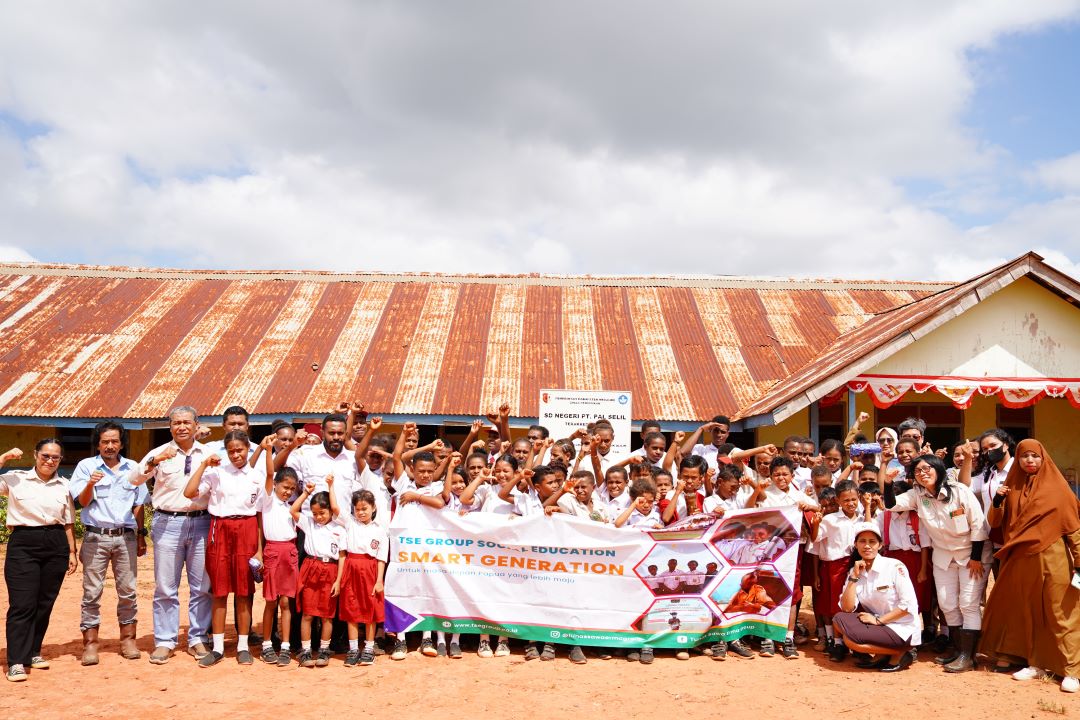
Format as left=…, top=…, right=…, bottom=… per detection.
left=333, top=489, right=388, bottom=667
left=289, top=476, right=344, bottom=669
left=184, top=431, right=275, bottom=667
left=879, top=480, right=934, bottom=641
left=254, top=466, right=300, bottom=666
left=809, top=480, right=864, bottom=662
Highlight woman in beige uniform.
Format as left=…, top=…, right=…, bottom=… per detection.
left=980, top=439, right=1080, bottom=693
left=1, top=440, right=78, bottom=682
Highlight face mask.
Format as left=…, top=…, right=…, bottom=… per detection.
left=985, top=447, right=1006, bottom=465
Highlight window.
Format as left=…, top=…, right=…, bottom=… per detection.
left=996, top=406, right=1033, bottom=445
left=876, top=403, right=963, bottom=451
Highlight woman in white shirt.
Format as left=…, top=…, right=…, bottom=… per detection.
left=884, top=454, right=989, bottom=673
left=832, top=522, right=920, bottom=672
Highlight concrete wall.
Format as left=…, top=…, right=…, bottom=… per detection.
left=872, top=277, right=1080, bottom=378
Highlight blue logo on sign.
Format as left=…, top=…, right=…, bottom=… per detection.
left=618, top=395, right=628, bottom=404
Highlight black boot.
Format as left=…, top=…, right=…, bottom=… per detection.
left=934, top=625, right=961, bottom=665
left=943, top=629, right=977, bottom=673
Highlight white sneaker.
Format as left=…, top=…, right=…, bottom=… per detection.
left=1062, top=677, right=1080, bottom=693
left=1013, top=666, right=1045, bottom=681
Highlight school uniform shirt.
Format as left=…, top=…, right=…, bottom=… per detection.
left=557, top=494, right=610, bottom=523
left=730, top=538, right=788, bottom=565
left=658, top=569, right=683, bottom=592
left=197, top=460, right=266, bottom=517
left=889, top=482, right=989, bottom=570
left=255, top=493, right=297, bottom=542
left=703, top=488, right=751, bottom=515
left=481, top=486, right=517, bottom=516
left=69, top=455, right=146, bottom=529
left=514, top=487, right=545, bottom=517
left=876, top=510, right=929, bottom=552
left=624, top=507, right=663, bottom=529
left=840, top=555, right=921, bottom=645
left=132, top=440, right=210, bottom=513
left=286, top=444, right=358, bottom=520
left=355, top=466, right=392, bottom=529
left=792, top=467, right=812, bottom=492
left=344, top=517, right=390, bottom=562
left=297, top=514, right=346, bottom=561
left=970, top=457, right=1014, bottom=517
left=642, top=574, right=665, bottom=592
left=690, top=443, right=743, bottom=472
left=683, top=570, right=706, bottom=591
left=808, top=511, right=862, bottom=561
left=758, top=484, right=820, bottom=511
left=0, top=469, right=75, bottom=527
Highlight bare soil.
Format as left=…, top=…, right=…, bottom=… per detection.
left=0, top=552, right=1070, bottom=719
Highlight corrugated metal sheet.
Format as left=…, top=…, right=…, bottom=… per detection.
left=735, top=253, right=1073, bottom=421
left=0, top=263, right=961, bottom=422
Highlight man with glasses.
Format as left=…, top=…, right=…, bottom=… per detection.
left=130, top=406, right=211, bottom=665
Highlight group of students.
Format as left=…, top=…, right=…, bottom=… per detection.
left=2, top=405, right=1079, bottom=691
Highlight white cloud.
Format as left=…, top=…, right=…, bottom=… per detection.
left=1, top=1, right=1080, bottom=281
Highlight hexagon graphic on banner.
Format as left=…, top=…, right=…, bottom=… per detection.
left=633, top=542, right=723, bottom=597
left=711, top=510, right=798, bottom=567
left=709, top=564, right=792, bottom=619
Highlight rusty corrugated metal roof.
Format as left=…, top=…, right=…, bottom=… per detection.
left=0, top=263, right=957, bottom=421
left=735, top=252, right=1080, bottom=423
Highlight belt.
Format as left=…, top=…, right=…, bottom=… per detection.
left=218, top=514, right=255, bottom=520
left=310, top=556, right=336, bottom=564
left=12, top=524, right=64, bottom=532
left=86, top=526, right=134, bottom=537
left=156, top=509, right=208, bottom=517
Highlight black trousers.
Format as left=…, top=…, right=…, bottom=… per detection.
left=5, top=526, right=68, bottom=666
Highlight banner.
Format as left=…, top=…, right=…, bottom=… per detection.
left=385, top=504, right=801, bottom=648
left=538, top=388, right=633, bottom=456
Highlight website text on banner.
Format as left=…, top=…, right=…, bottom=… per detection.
left=384, top=505, right=800, bottom=648
left=538, top=389, right=633, bottom=458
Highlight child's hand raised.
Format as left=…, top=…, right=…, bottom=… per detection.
left=884, top=468, right=900, bottom=485
left=449, top=452, right=462, bottom=468
left=763, top=444, right=778, bottom=456
left=293, top=429, right=308, bottom=447
left=470, top=418, right=484, bottom=434
left=850, top=461, right=863, bottom=472
left=674, top=431, right=686, bottom=444
left=520, top=469, right=534, bottom=482
left=260, top=435, right=276, bottom=451
left=627, top=456, right=644, bottom=465
left=369, top=416, right=382, bottom=431
left=205, top=455, right=221, bottom=467
left=304, top=481, right=316, bottom=495
left=432, top=439, right=445, bottom=452
left=531, top=438, right=544, bottom=452
left=499, top=402, right=511, bottom=419
left=471, top=439, right=487, bottom=452
left=325, top=473, right=335, bottom=487
left=499, top=440, right=511, bottom=454
left=404, top=421, right=417, bottom=433
left=543, top=437, right=554, bottom=448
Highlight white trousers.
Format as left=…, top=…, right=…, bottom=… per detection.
left=933, top=558, right=987, bottom=630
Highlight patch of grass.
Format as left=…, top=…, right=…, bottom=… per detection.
left=1037, top=699, right=1067, bottom=715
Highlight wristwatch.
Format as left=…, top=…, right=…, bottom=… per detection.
left=847, top=575, right=859, bottom=583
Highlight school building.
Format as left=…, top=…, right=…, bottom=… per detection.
left=0, top=252, right=1076, bottom=479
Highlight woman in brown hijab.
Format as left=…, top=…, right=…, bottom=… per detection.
left=980, top=439, right=1080, bottom=693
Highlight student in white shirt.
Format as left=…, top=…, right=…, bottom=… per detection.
left=184, top=432, right=274, bottom=667
left=883, top=454, right=988, bottom=674
left=598, top=466, right=632, bottom=518
left=808, top=479, right=864, bottom=659
left=614, top=478, right=663, bottom=529
left=679, top=415, right=735, bottom=471
left=334, top=489, right=388, bottom=667
left=253, top=466, right=300, bottom=667
left=289, top=481, right=345, bottom=669
left=704, top=465, right=752, bottom=516
left=551, top=470, right=610, bottom=523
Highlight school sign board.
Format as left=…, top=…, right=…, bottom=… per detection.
left=385, top=505, right=800, bottom=647
left=538, top=389, right=632, bottom=457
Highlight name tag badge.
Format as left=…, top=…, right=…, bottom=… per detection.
left=876, top=585, right=889, bottom=592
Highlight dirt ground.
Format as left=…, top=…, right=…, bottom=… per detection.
left=0, top=551, right=1072, bottom=719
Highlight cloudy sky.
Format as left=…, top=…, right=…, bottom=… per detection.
left=2, top=1, right=1080, bottom=280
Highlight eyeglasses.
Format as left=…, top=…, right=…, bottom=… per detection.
left=38, top=454, right=62, bottom=462
left=878, top=437, right=895, bottom=445
left=913, top=466, right=934, bottom=477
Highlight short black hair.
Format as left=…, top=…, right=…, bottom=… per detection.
left=528, top=424, right=550, bottom=438
left=412, top=451, right=436, bottom=466
left=91, top=420, right=126, bottom=450
left=711, top=415, right=731, bottom=426
left=222, top=405, right=249, bottom=423
left=322, top=412, right=347, bottom=427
